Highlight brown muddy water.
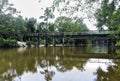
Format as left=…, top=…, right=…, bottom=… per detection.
left=0, top=45, right=120, bottom=81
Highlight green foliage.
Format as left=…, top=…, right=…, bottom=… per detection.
left=0, top=0, right=8, bottom=13
left=0, top=38, right=4, bottom=46
left=115, top=41, right=120, bottom=47
left=26, top=18, right=37, bottom=33
left=40, top=39, right=44, bottom=44
left=26, top=41, right=36, bottom=47
left=26, top=41, right=32, bottom=47
left=95, top=0, right=120, bottom=31
left=40, top=7, right=54, bottom=21
left=37, top=22, right=56, bottom=33
left=95, top=59, right=120, bottom=81
left=39, top=7, right=55, bottom=33
left=95, top=0, right=120, bottom=43
left=115, top=49, right=120, bottom=55
left=0, top=14, right=27, bottom=40
left=55, top=16, right=88, bottom=32
left=0, top=0, right=17, bottom=15
left=110, top=9, right=120, bottom=31
left=95, top=0, right=115, bottom=30
left=0, top=38, right=18, bottom=47
left=52, top=0, right=99, bottom=17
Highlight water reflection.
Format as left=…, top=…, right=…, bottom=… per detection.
left=0, top=45, right=120, bottom=81
left=95, top=59, right=120, bottom=81
left=87, top=44, right=108, bottom=54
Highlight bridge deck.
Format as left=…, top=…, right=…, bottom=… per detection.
left=23, top=30, right=115, bottom=46
left=24, top=30, right=113, bottom=39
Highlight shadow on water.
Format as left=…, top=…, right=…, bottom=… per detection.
left=0, top=44, right=120, bottom=81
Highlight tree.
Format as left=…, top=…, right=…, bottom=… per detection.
left=0, top=0, right=22, bottom=40
left=26, top=18, right=37, bottom=33
left=39, top=7, right=55, bottom=33
left=0, top=0, right=9, bottom=13
left=0, top=14, right=15, bottom=39
left=95, top=0, right=118, bottom=30
left=0, top=0, right=18, bottom=15
left=40, top=7, right=55, bottom=22
left=0, top=13, right=27, bottom=40
left=95, top=0, right=120, bottom=45
left=95, top=59, right=120, bottom=81
left=52, top=0, right=101, bottom=19
left=12, top=16, right=27, bottom=40
left=55, top=16, right=88, bottom=32
left=37, top=22, right=55, bottom=33
left=110, top=9, right=120, bottom=31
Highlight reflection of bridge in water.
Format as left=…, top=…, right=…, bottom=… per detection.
left=88, top=59, right=113, bottom=64
left=58, top=53, right=118, bottom=59
left=24, top=30, right=116, bottom=46
left=34, top=46, right=118, bottom=61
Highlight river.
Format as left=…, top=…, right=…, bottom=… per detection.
left=0, top=45, right=120, bottom=81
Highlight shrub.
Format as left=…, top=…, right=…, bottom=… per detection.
left=115, top=41, right=120, bottom=47
left=0, top=38, right=4, bottom=47
left=26, top=41, right=36, bottom=47
left=0, top=38, right=19, bottom=47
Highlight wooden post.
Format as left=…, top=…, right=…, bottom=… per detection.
left=108, top=39, right=112, bottom=47
left=37, top=37, right=40, bottom=47
left=107, top=39, right=115, bottom=54
left=62, top=37, right=64, bottom=46
left=44, top=37, right=48, bottom=47
left=53, top=36, right=56, bottom=46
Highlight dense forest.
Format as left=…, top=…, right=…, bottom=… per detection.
left=0, top=0, right=120, bottom=47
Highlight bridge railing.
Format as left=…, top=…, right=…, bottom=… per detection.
left=24, top=30, right=114, bottom=37
left=53, top=30, right=113, bottom=35
left=79, top=30, right=113, bottom=35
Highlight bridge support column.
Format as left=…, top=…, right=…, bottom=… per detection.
left=108, top=39, right=115, bottom=47
left=53, top=37, right=56, bottom=46
left=44, top=37, right=48, bottom=47
left=62, top=37, right=65, bottom=46
left=107, top=39, right=115, bottom=54
left=37, top=37, right=40, bottom=47
left=28, top=37, right=31, bottom=41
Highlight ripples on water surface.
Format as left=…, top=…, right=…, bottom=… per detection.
left=0, top=45, right=120, bottom=81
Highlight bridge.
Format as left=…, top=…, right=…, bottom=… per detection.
left=23, top=30, right=115, bottom=46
